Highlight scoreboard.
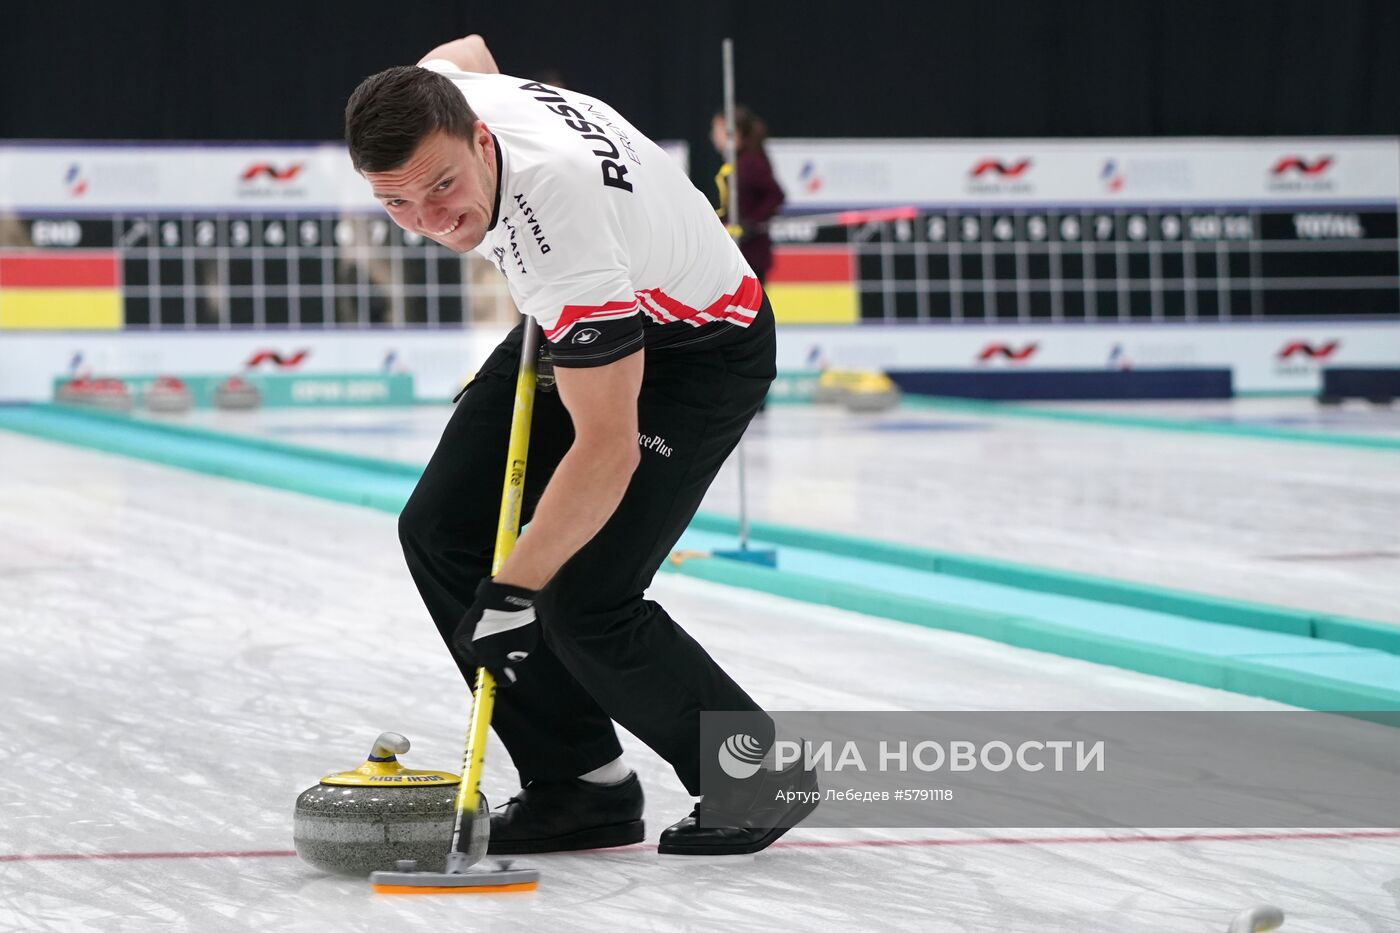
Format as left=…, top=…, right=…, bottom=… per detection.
left=0, top=143, right=495, bottom=332
left=3, top=140, right=1398, bottom=397
left=773, top=204, right=1400, bottom=324
left=0, top=140, right=683, bottom=334
left=15, top=213, right=474, bottom=329
left=2, top=139, right=1397, bottom=335
left=766, top=137, right=1400, bottom=326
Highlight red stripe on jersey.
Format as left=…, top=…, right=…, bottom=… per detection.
left=637, top=276, right=761, bottom=328
left=636, top=293, right=671, bottom=324
left=548, top=277, right=761, bottom=342
left=546, top=299, right=639, bottom=342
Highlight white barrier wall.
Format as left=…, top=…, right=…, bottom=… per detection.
left=0, top=328, right=509, bottom=403
left=0, top=141, right=689, bottom=213
left=774, top=321, right=1400, bottom=393
left=1, top=138, right=1396, bottom=400
left=767, top=137, right=1400, bottom=207
left=759, top=136, right=1399, bottom=391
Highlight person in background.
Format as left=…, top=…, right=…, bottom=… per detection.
left=710, top=106, right=785, bottom=285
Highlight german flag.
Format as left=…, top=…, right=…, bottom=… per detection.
left=0, top=253, right=122, bottom=330
left=764, top=247, right=857, bottom=325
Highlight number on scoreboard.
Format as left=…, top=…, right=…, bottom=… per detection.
left=836, top=207, right=1399, bottom=324
left=21, top=212, right=477, bottom=330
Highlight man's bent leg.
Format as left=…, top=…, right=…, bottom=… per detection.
left=398, top=331, right=624, bottom=784
left=535, top=301, right=780, bottom=796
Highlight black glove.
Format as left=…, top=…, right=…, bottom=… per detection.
left=453, top=579, right=539, bottom=686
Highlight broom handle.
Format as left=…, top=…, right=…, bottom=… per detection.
left=721, top=38, right=753, bottom=552
left=721, top=38, right=738, bottom=234
left=451, top=314, right=539, bottom=852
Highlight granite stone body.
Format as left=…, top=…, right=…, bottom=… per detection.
left=293, top=782, right=459, bottom=876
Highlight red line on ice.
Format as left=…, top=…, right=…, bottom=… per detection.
left=0, top=849, right=297, bottom=863
left=770, top=829, right=1400, bottom=852
left=4, top=830, right=1398, bottom=863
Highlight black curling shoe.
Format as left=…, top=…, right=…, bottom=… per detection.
left=487, top=772, right=645, bottom=854
left=658, top=760, right=819, bottom=856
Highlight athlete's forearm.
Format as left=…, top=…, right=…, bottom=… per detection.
left=417, top=34, right=499, bottom=74
left=493, top=437, right=639, bottom=590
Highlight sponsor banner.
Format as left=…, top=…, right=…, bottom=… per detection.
left=0, top=145, right=369, bottom=211
left=770, top=137, right=1400, bottom=208
left=1, top=322, right=1385, bottom=401
left=19, top=137, right=1389, bottom=213
left=778, top=321, right=1400, bottom=393
left=0, top=141, right=690, bottom=212
left=53, top=372, right=416, bottom=408
left=0, top=327, right=509, bottom=402
left=700, top=710, right=1400, bottom=828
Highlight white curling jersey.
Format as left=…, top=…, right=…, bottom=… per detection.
left=420, top=61, right=762, bottom=368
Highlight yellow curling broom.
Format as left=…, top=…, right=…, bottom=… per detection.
left=371, top=317, right=542, bottom=895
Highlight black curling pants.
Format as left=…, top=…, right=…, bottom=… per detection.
left=399, top=296, right=776, bottom=796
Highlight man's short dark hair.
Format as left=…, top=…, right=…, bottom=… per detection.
left=344, top=66, right=479, bottom=173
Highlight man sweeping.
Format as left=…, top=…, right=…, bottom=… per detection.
left=345, top=34, right=816, bottom=855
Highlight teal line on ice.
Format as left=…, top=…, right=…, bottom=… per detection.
left=4, top=401, right=1397, bottom=715
left=0, top=404, right=418, bottom=511
left=684, top=513, right=1400, bottom=658
left=665, top=528, right=1400, bottom=717
left=900, top=395, right=1400, bottom=452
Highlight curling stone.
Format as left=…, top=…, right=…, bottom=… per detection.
left=57, top=377, right=135, bottom=412
left=840, top=371, right=902, bottom=412
left=145, top=376, right=194, bottom=413
left=811, top=369, right=855, bottom=404
left=54, top=378, right=89, bottom=407
left=91, top=378, right=135, bottom=412
left=214, top=375, right=262, bottom=410
left=293, top=732, right=465, bottom=876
